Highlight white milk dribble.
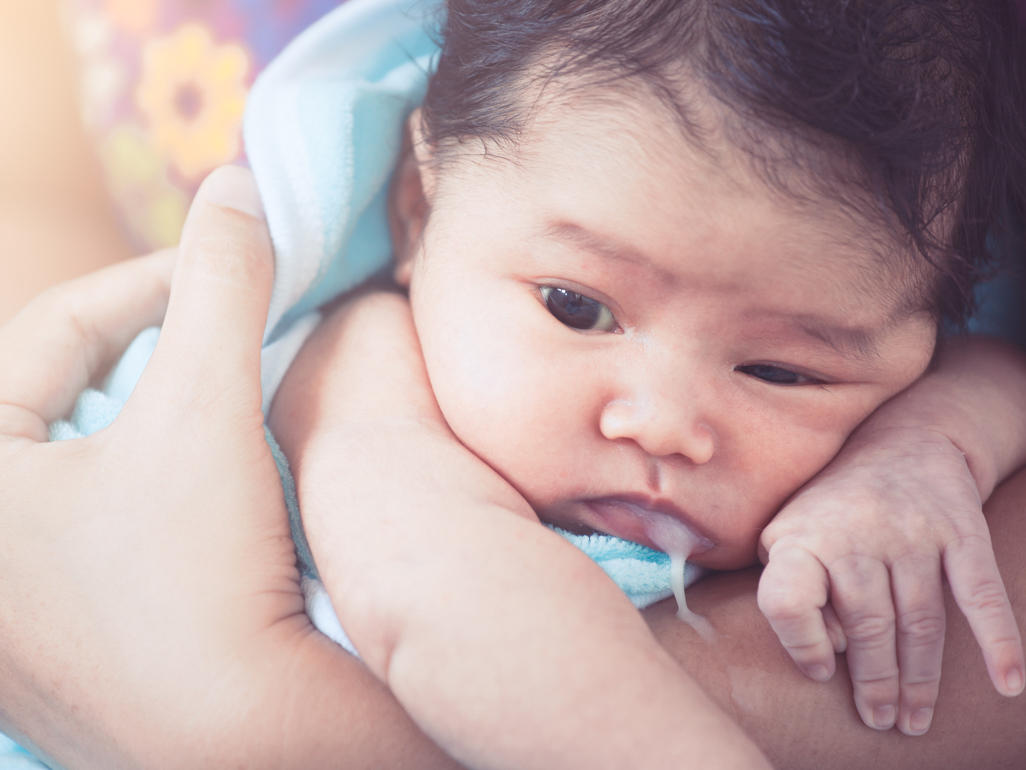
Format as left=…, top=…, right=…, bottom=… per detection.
left=642, top=513, right=717, bottom=642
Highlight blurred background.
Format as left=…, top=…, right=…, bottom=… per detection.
left=0, top=0, right=336, bottom=320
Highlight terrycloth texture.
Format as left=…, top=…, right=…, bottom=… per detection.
left=43, top=0, right=700, bottom=663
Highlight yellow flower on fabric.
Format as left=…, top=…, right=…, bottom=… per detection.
left=136, top=23, right=250, bottom=180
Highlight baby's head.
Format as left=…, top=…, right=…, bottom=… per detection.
left=390, top=0, right=1025, bottom=567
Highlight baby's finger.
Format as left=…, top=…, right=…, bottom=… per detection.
left=891, top=556, right=945, bottom=736
left=137, top=166, right=273, bottom=414
left=757, top=545, right=836, bottom=681
left=0, top=250, right=174, bottom=442
left=944, top=532, right=1025, bottom=697
left=829, top=555, right=899, bottom=731
left=822, top=603, right=847, bottom=654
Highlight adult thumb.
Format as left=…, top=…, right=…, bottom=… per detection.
left=137, top=166, right=274, bottom=414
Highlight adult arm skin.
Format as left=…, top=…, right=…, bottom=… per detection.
left=650, top=470, right=1026, bottom=769
left=0, top=1, right=133, bottom=323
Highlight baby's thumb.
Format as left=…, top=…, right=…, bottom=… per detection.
left=139, top=166, right=273, bottom=414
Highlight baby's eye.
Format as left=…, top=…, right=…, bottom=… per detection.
left=735, top=363, right=821, bottom=386
left=540, top=286, right=618, bottom=332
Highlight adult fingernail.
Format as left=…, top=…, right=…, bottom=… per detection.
left=873, top=705, right=896, bottom=730
left=198, top=166, right=264, bottom=218
left=908, top=708, right=933, bottom=735
left=1005, top=668, right=1024, bottom=695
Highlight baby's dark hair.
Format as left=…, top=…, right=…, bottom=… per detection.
left=421, top=0, right=1026, bottom=325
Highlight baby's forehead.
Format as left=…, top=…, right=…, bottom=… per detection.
left=433, top=72, right=940, bottom=327
left=522, top=72, right=901, bottom=227
left=528, top=84, right=926, bottom=279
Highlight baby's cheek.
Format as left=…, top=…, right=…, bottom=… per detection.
left=428, top=347, right=575, bottom=498
left=422, top=329, right=533, bottom=443
left=713, top=424, right=853, bottom=567
left=734, top=418, right=851, bottom=513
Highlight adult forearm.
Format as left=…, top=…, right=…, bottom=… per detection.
left=645, top=467, right=1026, bottom=769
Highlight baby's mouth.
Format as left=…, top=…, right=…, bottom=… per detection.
left=578, top=496, right=715, bottom=556
left=580, top=496, right=717, bottom=640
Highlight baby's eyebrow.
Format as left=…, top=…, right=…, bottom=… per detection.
left=791, top=314, right=881, bottom=360
left=543, top=220, right=686, bottom=286
left=543, top=221, right=652, bottom=269
left=546, top=219, right=884, bottom=360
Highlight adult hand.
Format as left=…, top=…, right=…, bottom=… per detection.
left=0, top=167, right=456, bottom=769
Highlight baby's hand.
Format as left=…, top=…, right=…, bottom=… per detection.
left=757, top=426, right=1024, bottom=736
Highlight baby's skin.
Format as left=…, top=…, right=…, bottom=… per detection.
left=270, top=94, right=1023, bottom=767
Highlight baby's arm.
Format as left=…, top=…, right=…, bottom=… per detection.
left=270, top=290, right=770, bottom=770
left=758, top=335, right=1026, bottom=735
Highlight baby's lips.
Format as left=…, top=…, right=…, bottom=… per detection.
left=585, top=496, right=715, bottom=555
left=640, top=509, right=714, bottom=557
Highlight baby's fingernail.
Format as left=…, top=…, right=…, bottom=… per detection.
left=1005, top=668, right=1024, bottom=695
left=908, top=708, right=933, bottom=735
left=873, top=705, right=896, bottom=730
left=806, top=664, right=830, bottom=682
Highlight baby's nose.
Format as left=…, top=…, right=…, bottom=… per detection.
left=599, top=393, right=716, bottom=464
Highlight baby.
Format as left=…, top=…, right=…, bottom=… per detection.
left=34, top=0, right=1025, bottom=767
left=257, top=0, right=1025, bottom=767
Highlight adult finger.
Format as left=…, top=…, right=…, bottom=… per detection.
left=891, top=555, right=945, bottom=736
left=136, top=166, right=273, bottom=413
left=829, top=555, right=899, bottom=731
left=944, top=531, right=1025, bottom=698
left=0, top=249, right=174, bottom=442
left=757, top=544, right=836, bottom=682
